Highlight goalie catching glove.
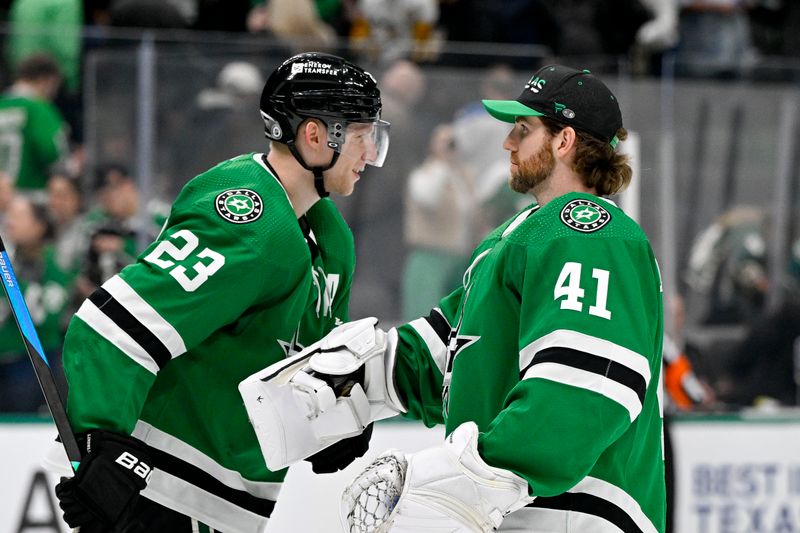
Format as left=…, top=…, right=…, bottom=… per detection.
left=239, top=317, right=406, bottom=471
left=55, top=430, right=153, bottom=532
left=341, top=421, right=532, bottom=533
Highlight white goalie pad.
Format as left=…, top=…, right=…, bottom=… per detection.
left=341, top=422, right=533, bottom=533
left=239, top=317, right=403, bottom=471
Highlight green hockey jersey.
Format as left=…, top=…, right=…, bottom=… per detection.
left=62, top=154, right=355, bottom=533
left=0, top=92, right=67, bottom=190
left=394, top=192, right=665, bottom=533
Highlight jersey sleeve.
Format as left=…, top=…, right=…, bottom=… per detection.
left=64, top=185, right=307, bottom=434
left=392, top=285, right=463, bottom=427
left=477, top=235, right=662, bottom=496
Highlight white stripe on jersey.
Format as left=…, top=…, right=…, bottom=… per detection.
left=76, top=301, right=160, bottom=374
left=143, top=470, right=270, bottom=533
left=104, top=275, right=187, bottom=357
left=408, top=316, right=448, bottom=376
left=572, top=476, right=659, bottom=533
left=520, top=329, right=651, bottom=386
left=133, top=421, right=283, bottom=501
left=522, top=362, right=643, bottom=421
left=519, top=329, right=651, bottom=421
left=502, top=207, right=537, bottom=238
left=502, top=476, right=657, bottom=533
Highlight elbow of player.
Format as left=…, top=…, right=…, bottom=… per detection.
left=522, top=449, right=596, bottom=497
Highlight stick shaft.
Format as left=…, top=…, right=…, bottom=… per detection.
left=0, top=237, right=81, bottom=466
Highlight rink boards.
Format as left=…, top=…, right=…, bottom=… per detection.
left=2, top=413, right=800, bottom=533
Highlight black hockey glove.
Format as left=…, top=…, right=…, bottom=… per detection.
left=55, top=430, right=153, bottom=532
left=306, top=422, right=374, bottom=474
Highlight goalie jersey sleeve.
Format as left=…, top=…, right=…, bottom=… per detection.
left=394, top=193, right=666, bottom=532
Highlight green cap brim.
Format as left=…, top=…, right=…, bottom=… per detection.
left=482, top=99, right=545, bottom=123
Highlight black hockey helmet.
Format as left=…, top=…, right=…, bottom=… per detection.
left=260, top=53, right=389, bottom=196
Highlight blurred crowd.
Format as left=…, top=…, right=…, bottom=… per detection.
left=0, top=0, right=799, bottom=417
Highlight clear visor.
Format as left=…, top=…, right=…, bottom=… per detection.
left=329, top=120, right=391, bottom=168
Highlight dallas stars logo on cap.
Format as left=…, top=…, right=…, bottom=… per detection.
left=560, top=199, right=611, bottom=233
left=215, top=189, right=263, bottom=224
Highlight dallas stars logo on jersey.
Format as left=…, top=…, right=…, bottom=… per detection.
left=560, top=199, right=611, bottom=233
left=215, top=189, right=263, bottom=224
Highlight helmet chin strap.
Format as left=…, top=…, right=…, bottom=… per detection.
left=287, top=141, right=340, bottom=198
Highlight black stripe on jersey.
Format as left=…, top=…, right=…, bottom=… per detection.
left=424, top=308, right=451, bottom=346
left=528, top=492, right=644, bottom=533
left=148, top=446, right=276, bottom=517
left=521, top=347, right=646, bottom=406
left=88, top=288, right=172, bottom=370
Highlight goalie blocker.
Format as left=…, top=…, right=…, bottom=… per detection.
left=239, top=317, right=406, bottom=471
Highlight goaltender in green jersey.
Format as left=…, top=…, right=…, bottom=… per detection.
left=242, top=65, right=665, bottom=533
left=52, top=53, right=390, bottom=533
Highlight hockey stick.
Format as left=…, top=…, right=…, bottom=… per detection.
left=0, top=235, right=81, bottom=471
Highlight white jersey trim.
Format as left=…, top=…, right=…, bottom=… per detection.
left=408, top=316, right=448, bottom=375
left=520, top=329, right=651, bottom=386
left=572, top=476, right=659, bottom=533
left=504, top=476, right=657, bottom=533
left=523, top=363, right=643, bottom=421
left=133, top=421, right=283, bottom=500
left=502, top=207, right=537, bottom=238
left=75, top=301, right=160, bottom=375
left=104, top=275, right=187, bottom=358
left=143, top=470, right=269, bottom=533
left=519, top=329, right=651, bottom=421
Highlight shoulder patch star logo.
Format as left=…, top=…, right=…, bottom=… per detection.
left=215, top=189, right=263, bottom=224
left=560, top=199, right=611, bottom=233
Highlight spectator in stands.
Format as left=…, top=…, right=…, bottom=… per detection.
left=76, top=164, right=162, bottom=299
left=716, top=242, right=800, bottom=407
left=675, top=0, right=757, bottom=78
left=7, top=0, right=83, bottom=95
left=7, top=0, right=83, bottom=144
left=0, top=54, right=69, bottom=195
left=0, top=195, right=71, bottom=413
left=46, top=169, right=88, bottom=275
left=247, top=0, right=337, bottom=50
left=181, top=61, right=265, bottom=177
left=401, top=123, right=476, bottom=320
left=634, top=0, right=680, bottom=75
left=349, top=0, right=440, bottom=63
left=685, top=205, right=768, bottom=325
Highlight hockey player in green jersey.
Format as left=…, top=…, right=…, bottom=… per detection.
left=52, top=53, right=390, bottom=533
left=242, top=65, right=666, bottom=532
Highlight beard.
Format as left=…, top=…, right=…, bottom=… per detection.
left=509, top=142, right=556, bottom=194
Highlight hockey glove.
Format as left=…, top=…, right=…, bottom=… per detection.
left=240, top=317, right=405, bottom=471
left=341, top=422, right=532, bottom=533
left=307, top=422, right=374, bottom=473
left=55, top=430, right=153, bottom=532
